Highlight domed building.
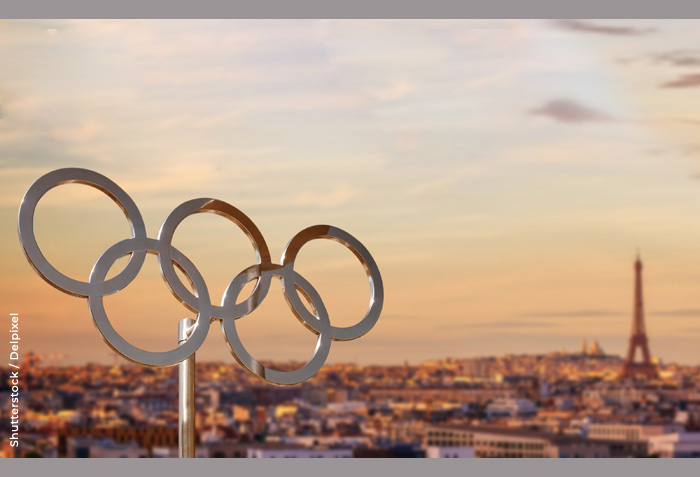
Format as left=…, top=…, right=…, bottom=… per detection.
left=588, top=339, right=605, bottom=357
left=580, top=339, right=605, bottom=357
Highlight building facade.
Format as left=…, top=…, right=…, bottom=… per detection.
left=426, top=425, right=648, bottom=458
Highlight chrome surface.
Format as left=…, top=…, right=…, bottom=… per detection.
left=281, top=225, right=384, bottom=341
left=17, top=168, right=384, bottom=385
left=87, top=237, right=212, bottom=367
left=17, top=168, right=147, bottom=298
left=221, top=263, right=331, bottom=385
left=157, top=198, right=272, bottom=317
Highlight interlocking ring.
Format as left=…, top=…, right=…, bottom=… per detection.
left=88, top=237, right=213, bottom=367
left=281, top=225, right=384, bottom=341
left=17, top=168, right=384, bottom=385
left=222, top=263, right=331, bottom=385
left=17, top=168, right=147, bottom=298
left=157, top=198, right=273, bottom=318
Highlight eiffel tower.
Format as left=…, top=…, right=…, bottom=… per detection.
left=619, top=253, right=659, bottom=380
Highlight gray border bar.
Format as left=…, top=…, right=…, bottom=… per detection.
left=0, top=458, right=696, bottom=473
left=2, top=0, right=700, bottom=19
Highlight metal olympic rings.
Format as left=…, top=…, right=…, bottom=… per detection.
left=17, top=168, right=384, bottom=385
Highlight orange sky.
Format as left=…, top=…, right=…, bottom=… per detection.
left=2, top=20, right=700, bottom=366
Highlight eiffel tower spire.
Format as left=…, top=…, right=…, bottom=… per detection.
left=619, top=253, right=659, bottom=380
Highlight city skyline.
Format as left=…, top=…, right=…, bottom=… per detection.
left=4, top=344, right=700, bottom=458
left=3, top=20, right=700, bottom=366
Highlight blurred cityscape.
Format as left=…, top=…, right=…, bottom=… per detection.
left=2, top=345, right=700, bottom=458
left=3, top=254, right=700, bottom=458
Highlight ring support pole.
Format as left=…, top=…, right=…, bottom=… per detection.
left=178, top=318, right=196, bottom=458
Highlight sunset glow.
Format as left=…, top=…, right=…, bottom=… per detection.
left=2, top=20, right=700, bottom=366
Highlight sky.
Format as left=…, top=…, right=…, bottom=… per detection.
left=2, top=19, right=700, bottom=367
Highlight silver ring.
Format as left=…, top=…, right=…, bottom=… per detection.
left=17, top=168, right=147, bottom=298
left=281, top=225, right=384, bottom=341
left=157, top=198, right=272, bottom=318
left=221, top=263, right=331, bottom=385
left=88, top=237, right=212, bottom=367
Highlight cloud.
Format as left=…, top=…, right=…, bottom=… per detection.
left=639, top=117, right=700, bottom=127
left=530, top=99, right=613, bottom=124
left=464, top=320, right=551, bottom=329
left=363, top=80, right=417, bottom=101
left=293, top=186, right=357, bottom=208
left=661, top=73, right=700, bottom=88
left=518, top=310, right=624, bottom=318
left=551, top=20, right=656, bottom=36
left=650, top=309, right=700, bottom=317
left=648, top=144, right=700, bottom=158
left=51, top=121, right=105, bottom=142
left=652, top=50, right=700, bottom=67
left=676, top=327, right=700, bottom=333
left=406, top=174, right=460, bottom=197
left=531, top=100, right=700, bottom=127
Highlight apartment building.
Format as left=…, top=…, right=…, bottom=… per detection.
left=426, top=424, right=648, bottom=458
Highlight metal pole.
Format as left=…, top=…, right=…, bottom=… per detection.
left=178, top=318, right=196, bottom=458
